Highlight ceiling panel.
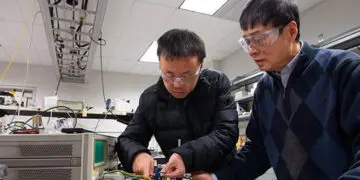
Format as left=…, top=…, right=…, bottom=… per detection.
left=36, top=50, right=53, bottom=66
left=94, top=39, right=119, bottom=57
left=129, top=61, right=159, bottom=76
left=296, top=0, right=326, bottom=12
left=166, top=10, right=239, bottom=46
left=112, top=37, right=154, bottom=61
left=139, top=0, right=184, bottom=8
left=30, top=24, right=48, bottom=51
left=165, top=10, right=213, bottom=34
left=0, top=48, right=10, bottom=62
left=120, top=1, right=176, bottom=40
left=102, top=0, right=136, bottom=37
left=215, top=0, right=247, bottom=22
left=3, top=47, right=41, bottom=65
left=106, top=58, right=138, bottom=73
left=91, top=56, right=112, bottom=70
left=0, top=0, right=24, bottom=22
left=16, top=0, right=42, bottom=25
left=210, top=29, right=242, bottom=55
left=0, top=21, right=31, bottom=49
left=214, top=0, right=327, bottom=22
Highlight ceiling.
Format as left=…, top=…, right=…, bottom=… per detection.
left=0, top=0, right=326, bottom=76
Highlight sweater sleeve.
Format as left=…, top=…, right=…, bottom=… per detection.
left=336, top=52, right=360, bottom=179
left=214, top=86, right=271, bottom=180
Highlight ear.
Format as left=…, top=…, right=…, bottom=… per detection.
left=287, top=21, right=299, bottom=42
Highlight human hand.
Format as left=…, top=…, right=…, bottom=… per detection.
left=132, top=152, right=154, bottom=177
left=191, top=171, right=213, bottom=180
left=161, top=153, right=186, bottom=178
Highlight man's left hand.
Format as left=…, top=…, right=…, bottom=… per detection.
left=191, top=171, right=213, bottom=180
left=161, top=153, right=186, bottom=178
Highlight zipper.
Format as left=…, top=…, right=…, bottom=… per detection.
left=184, top=100, right=195, bottom=138
left=283, top=87, right=286, bottom=99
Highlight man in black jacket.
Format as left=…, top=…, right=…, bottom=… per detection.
left=117, top=29, right=239, bottom=178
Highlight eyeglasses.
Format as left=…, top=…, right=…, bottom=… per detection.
left=161, top=67, right=201, bottom=85
left=238, top=26, right=283, bottom=52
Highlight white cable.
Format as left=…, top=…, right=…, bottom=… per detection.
left=13, top=11, right=41, bottom=122
left=21, top=11, right=40, bottom=95
left=94, top=112, right=108, bottom=131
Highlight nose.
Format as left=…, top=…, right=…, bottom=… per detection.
left=248, top=44, right=258, bottom=58
left=173, top=80, right=183, bottom=88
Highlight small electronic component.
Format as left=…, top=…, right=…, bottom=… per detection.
left=32, top=115, right=43, bottom=129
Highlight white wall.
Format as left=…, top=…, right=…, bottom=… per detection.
left=0, top=62, right=158, bottom=110
left=219, top=0, right=360, bottom=79
left=300, top=0, right=360, bottom=45
left=219, top=50, right=256, bottom=80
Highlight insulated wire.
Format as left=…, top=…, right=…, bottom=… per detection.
left=0, top=0, right=38, bottom=81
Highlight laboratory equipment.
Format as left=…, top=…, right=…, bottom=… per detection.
left=0, top=133, right=117, bottom=180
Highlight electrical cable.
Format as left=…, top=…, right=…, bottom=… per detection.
left=75, top=22, right=90, bottom=47
left=99, top=33, right=106, bottom=103
left=91, top=29, right=129, bottom=125
left=75, top=0, right=89, bottom=48
left=47, top=110, right=53, bottom=125
left=54, top=75, right=62, bottom=96
left=43, top=105, right=77, bottom=128
left=7, top=121, right=34, bottom=129
left=14, top=10, right=41, bottom=120
left=54, top=2, right=60, bottom=29
left=105, top=170, right=151, bottom=180
left=0, top=0, right=37, bottom=81
left=6, top=10, right=40, bottom=124
left=89, top=28, right=106, bottom=46
left=94, top=111, right=108, bottom=131
left=9, top=105, right=20, bottom=123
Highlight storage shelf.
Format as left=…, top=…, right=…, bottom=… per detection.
left=0, top=105, right=133, bottom=124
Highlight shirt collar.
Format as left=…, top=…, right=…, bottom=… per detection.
left=279, top=41, right=303, bottom=87
left=281, top=41, right=303, bottom=74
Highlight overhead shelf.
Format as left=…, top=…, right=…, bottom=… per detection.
left=231, top=71, right=264, bottom=91
left=0, top=105, right=133, bottom=125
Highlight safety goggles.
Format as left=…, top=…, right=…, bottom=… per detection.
left=161, top=66, right=201, bottom=85
left=238, top=26, right=283, bottom=52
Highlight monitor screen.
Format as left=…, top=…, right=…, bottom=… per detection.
left=94, top=140, right=105, bottom=166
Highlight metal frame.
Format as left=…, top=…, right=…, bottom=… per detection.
left=38, top=0, right=108, bottom=84
left=316, top=25, right=360, bottom=49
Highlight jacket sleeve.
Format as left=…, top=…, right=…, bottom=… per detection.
left=214, top=84, right=271, bottom=180
left=171, top=73, right=239, bottom=172
left=336, top=53, right=360, bottom=179
left=117, top=92, right=153, bottom=172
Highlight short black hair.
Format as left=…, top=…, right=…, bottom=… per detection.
left=157, top=29, right=206, bottom=64
left=240, top=0, right=300, bottom=41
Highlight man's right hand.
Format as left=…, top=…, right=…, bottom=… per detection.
left=132, top=152, right=154, bottom=177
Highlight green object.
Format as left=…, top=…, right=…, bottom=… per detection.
left=94, top=140, right=105, bottom=164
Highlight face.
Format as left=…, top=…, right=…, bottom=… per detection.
left=159, top=55, right=201, bottom=99
left=240, top=21, right=299, bottom=71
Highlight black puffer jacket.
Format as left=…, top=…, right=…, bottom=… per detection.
left=117, top=69, right=239, bottom=173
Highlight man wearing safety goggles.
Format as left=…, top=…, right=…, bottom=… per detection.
left=117, top=29, right=239, bottom=179
left=193, top=0, right=360, bottom=179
